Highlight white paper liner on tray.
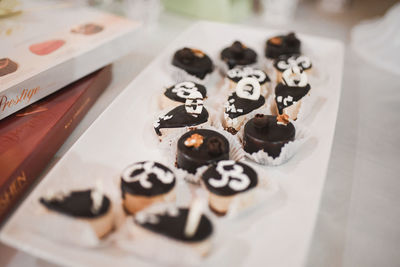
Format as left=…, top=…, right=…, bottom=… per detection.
left=239, top=121, right=310, bottom=166
left=213, top=163, right=284, bottom=221
left=188, top=163, right=285, bottom=230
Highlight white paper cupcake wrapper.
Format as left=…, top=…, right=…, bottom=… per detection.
left=223, top=163, right=283, bottom=219
left=190, top=161, right=284, bottom=231
left=261, top=57, right=276, bottom=77
left=240, top=121, right=310, bottom=166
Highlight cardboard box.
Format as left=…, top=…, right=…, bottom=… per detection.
left=0, top=1, right=140, bottom=119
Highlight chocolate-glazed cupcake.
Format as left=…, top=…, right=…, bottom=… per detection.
left=132, top=206, right=213, bottom=256
left=243, top=114, right=295, bottom=158
left=40, top=188, right=113, bottom=238
left=220, top=41, right=257, bottom=70
left=223, top=77, right=265, bottom=134
left=159, top=81, right=207, bottom=110
left=121, top=161, right=176, bottom=214
left=265, top=32, right=301, bottom=59
left=154, top=98, right=209, bottom=138
left=274, top=66, right=311, bottom=120
left=177, top=129, right=229, bottom=174
left=0, top=58, right=18, bottom=77
left=225, top=66, right=270, bottom=96
left=273, top=54, right=312, bottom=82
left=201, top=160, right=258, bottom=215
left=172, top=48, right=214, bottom=81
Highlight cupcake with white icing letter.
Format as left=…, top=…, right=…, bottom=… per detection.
left=201, top=160, right=258, bottom=215
left=121, top=161, right=176, bottom=214
left=154, top=93, right=210, bottom=140
left=159, top=81, right=207, bottom=110
left=223, top=77, right=266, bottom=134
left=274, top=66, right=311, bottom=120
left=273, top=54, right=312, bottom=83
left=225, top=66, right=271, bottom=97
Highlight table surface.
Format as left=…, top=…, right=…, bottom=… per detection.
left=1, top=1, right=399, bottom=266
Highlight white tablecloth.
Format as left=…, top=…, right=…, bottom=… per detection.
left=1, top=2, right=399, bottom=266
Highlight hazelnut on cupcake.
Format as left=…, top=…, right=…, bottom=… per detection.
left=172, top=47, right=214, bottom=82
left=220, top=41, right=257, bottom=71
left=201, top=160, right=258, bottom=215
left=274, top=65, right=311, bottom=120
left=39, top=186, right=114, bottom=239
left=159, top=81, right=207, bottom=110
left=243, top=113, right=295, bottom=158
left=223, top=77, right=266, bottom=134
left=121, top=161, right=176, bottom=214
left=176, top=129, right=229, bottom=174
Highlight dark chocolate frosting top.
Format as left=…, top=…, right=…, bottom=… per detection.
left=275, top=82, right=311, bottom=114
left=172, top=48, right=214, bottom=79
left=154, top=104, right=209, bottom=136
left=221, top=41, right=257, bottom=69
left=265, top=32, right=301, bottom=59
left=202, top=160, right=258, bottom=196
left=244, top=114, right=295, bottom=143
left=226, top=67, right=270, bottom=85
left=224, top=92, right=265, bottom=119
left=135, top=207, right=213, bottom=242
left=177, top=129, right=230, bottom=162
left=164, top=81, right=207, bottom=103
left=121, top=161, right=176, bottom=197
left=40, top=189, right=110, bottom=218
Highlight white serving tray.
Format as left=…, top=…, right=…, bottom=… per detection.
left=0, top=21, right=344, bottom=267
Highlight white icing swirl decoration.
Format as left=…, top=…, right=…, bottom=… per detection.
left=122, top=161, right=174, bottom=189
left=235, top=77, right=261, bottom=100
left=282, top=66, right=308, bottom=87
left=227, top=67, right=267, bottom=83
left=276, top=55, right=311, bottom=71
left=208, top=160, right=250, bottom=191
left=171, top=81, right=203, bottom=99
